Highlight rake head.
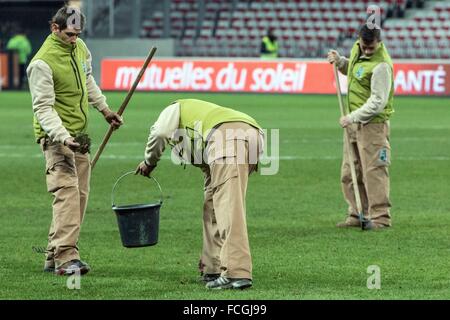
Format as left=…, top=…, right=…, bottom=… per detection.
left=358, top=213, right=371, bottom=231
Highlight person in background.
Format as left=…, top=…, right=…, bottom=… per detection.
left=260, top=28, right=278, bottom=59
left=7, top=28, right=32, bottom=89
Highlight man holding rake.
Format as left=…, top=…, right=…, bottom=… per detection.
left=28, top=6, right=123, bottom=275
left=328, top=24, right=394, bottom=230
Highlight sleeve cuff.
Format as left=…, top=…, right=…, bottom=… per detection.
left=144, top=159, right=157, bottom=167
left=348, top=113, right=358, bottom=123
left=58, top=132, right=72, bottom=145
left=96, top=103, right=109, bottom=112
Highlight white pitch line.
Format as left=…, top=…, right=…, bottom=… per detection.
left=0, top=136, right=449, bottom=150
left=0, top=153, right=449, bottom=161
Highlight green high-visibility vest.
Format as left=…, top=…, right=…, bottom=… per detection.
left=347, top=41, right=394, bottom=123
left=31, top=33, right=89, bottom=142
left=6, top=34, right=32, bottom=64
left=261, top=36, right=278, bottom=59
left=177, top=99, right=261, bottom=143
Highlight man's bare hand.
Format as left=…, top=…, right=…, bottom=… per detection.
left=339, top=115, right=353, bottom=128
left=102, top=109, right=123, bottom=130
left=135, top=161, right=156, bottom=177
left=327, top=50, right=341, bottom=65
left=64, top=137, right=81, bottom=152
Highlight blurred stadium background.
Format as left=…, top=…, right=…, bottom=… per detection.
left=1, top=0, right=450, bottom=90
left=1, top=0, right=450, bottom=300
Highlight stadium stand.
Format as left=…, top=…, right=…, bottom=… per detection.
left=383, top=1, right=450, bottom=58
left=2, top=0, right=445, bottom=59
left=135, top=0, right=446, bottom=59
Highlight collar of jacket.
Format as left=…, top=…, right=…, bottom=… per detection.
left=355, top=40, right=383, bottom=60
left=50, top=32, right=76, bottom=52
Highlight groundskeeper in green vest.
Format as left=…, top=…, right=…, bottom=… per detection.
left=136, top=99, right=264, bottom=289
left=347, top=41, right=394, bottom=123
left=138, top=98, right=263, bottom=168
left=31, top=33, right=89, bottom=142
left=178, top=99, right=261, bottom=141
left=327, top=24, right=395, bottom=230
left=27, top=4, right=123, bottom=277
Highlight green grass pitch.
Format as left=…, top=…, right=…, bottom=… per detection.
left=0, top=91, right=449, bottom=299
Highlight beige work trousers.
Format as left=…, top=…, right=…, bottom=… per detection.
left=341, top=122, right=392, bottom=226
left=200, top=122, right=261, bottom=280
left=41, top=139, right=90, bottom=267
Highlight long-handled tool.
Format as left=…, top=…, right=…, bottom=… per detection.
left=333, top=63, right=369, bottom=230
left=91, top=47, right=157, bottom=169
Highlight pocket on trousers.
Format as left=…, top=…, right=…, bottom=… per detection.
left=207, top=136, right=250, bottom=163
left=45, top=153, right=66, bottom=174
left=210, top=158, right=239, bottom=189
left=44, top=147, right=76, bottom=193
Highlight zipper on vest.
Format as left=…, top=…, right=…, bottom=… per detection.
left=71, top=50, right=87, bottom=130
left=70, top=60, right=80, bottom=90
left=347, top=58, right=359, bottom=113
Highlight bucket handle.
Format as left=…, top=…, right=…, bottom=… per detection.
left=111, top=171, right=163, bottom=207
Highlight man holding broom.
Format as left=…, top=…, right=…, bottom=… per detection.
left=327, top=24, right=394, bottom=230
left=27, top=5, right=122, bottom=275
left=135, top=99, right=264, bottom=290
